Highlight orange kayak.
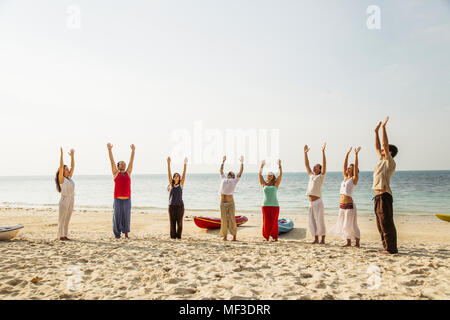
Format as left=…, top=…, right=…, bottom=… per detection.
left=194, top=216, right=248, bottom=229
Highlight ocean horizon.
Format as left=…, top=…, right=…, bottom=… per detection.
left=1, top=171, right=449, bottom=216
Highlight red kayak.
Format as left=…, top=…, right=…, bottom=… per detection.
left=194, top=216, right=248, bottom=229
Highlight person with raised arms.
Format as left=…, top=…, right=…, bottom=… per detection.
left=304, top=143, right=327, bottom=244
left=373, top=117, right=398, bottom=254
left=219, top=155, right=244, bottom=241
left=330, top=146, right=361, bottom=247
left=167, top=156, right=187, bottom=240
left=107, top=143, right=135, bottom=239
left=55, top=147, right=75, bottom=241
left=258, top=159, right=283, bottom=242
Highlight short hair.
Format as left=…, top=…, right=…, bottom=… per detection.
left=389, top=144, right=398, bottom=158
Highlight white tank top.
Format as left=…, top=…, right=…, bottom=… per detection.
left=61, top=177, right=75, bottom=197
left=340, top=177, right=355, bottom=197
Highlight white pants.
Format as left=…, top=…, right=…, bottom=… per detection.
left=330, top=205, right=360, bottom=240
left=309, top=198, right=326, bottom=237
left=58, top=196, right=74, bottom=238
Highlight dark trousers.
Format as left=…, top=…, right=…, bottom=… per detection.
left=113, top=198, right=131, bottom=239
left=374, top=193, right=398, bottom=253
left=168, top=204, right=184, bottom=239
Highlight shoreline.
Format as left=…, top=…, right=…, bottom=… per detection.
left=0, top=204, right=439, bottom=218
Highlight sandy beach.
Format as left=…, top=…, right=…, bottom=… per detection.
left=0, top=207, right=449, bottom=300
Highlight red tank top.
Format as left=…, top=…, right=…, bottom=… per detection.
left=114, top=172, right=131, bottom=198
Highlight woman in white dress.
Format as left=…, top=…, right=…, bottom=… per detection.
left=55, top=147, right=75, bottom=241
left=330, top=146, right=361, bottom=247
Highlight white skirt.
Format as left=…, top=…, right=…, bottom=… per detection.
left=330, top=205, right=360, bottom=240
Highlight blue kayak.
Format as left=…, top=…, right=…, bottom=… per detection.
left=278, top=218, right=294, bottom=234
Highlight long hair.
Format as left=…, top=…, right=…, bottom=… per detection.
left=348, top=163, right=360, bottom=173
left=55, top=165, right=67, bottom=193
left=167, top=172, right=181, bottom=191
left=172, top=172, right=181, bottom=186
left=267, top=173, right=277, bottom=186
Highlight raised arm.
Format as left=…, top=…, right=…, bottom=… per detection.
left=375, top=121, right=382, bottom=158
left=107, top=143, right=118, bottom=176
left=353, top=147, right=361, bottom=184
left=127, top=144, right=135, bottom=175
left=167, top=157, right=173, bottom=186
left=321, top=142, right=327, bottom=175
left=181, top=157, right=188, bottom=187
left=275, top=159, right=282, bottom=188
left=381, top=117, right=390, bottom=156
left=304, top=145, right=312, bottom=175
left=220, top=156, right=226, bottom=176
left=68, top=149, right=75, bottom=178
left=343, top=147, right=352, bottom=177
left=258, top=160, right=266, bottom=187
left=237, top=156, right=244, bottom=178
left=59, top=147, right=65, bottom=184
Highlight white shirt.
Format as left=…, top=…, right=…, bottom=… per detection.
left=219, top=174, right=240, bottom=195
left=372, top=153, right=396, bottom=195
left=306, top=173, right=325, bottom=198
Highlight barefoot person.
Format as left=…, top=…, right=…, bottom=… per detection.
left=167, top=156, right=187, bottom=240
left=107, top=143, right=135, bottom=239
left=373, top=117, right=398, bottom=254
left=259, top=159, right=283, bottom=242
left=304, top=143, right=327, bottom=244
left=219, top=155, right=244, bottom=241
left=330, top=146, right=361, bottom=247
left=55, top=147, right=75, bottom=241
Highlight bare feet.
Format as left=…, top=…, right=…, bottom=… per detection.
left=355, top=239, right=360, bottom=247
left=311, top=240, right=319, bottom=244
left=125, top=233, right=129, bottom=239
left=378, top=250, right=390, bottom=254
left=232, top=236, right=237, bottom=242
left=319, top=236, right=326, bottom=244
left=223, top=237, right=228, bottom=241
left=343, top=239, right=351, bottom=247
left=59, top=237, right=65, bottom=241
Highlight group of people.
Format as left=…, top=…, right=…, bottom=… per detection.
left=55, top=117, right=399, bottom=255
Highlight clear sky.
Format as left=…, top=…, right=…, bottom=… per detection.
left=0, top=0, right=449, bottom=175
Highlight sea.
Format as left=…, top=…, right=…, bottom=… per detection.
left=0, top=171, right=449, bottom=217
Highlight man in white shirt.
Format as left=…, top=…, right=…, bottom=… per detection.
left=373, top=117, right=398, bottom=254
left=219, top=155, right=244, bottom=241
left=304, top=143, right=327, bottom=244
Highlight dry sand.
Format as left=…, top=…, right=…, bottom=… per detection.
left=0, top=207, right=449, bottom=300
